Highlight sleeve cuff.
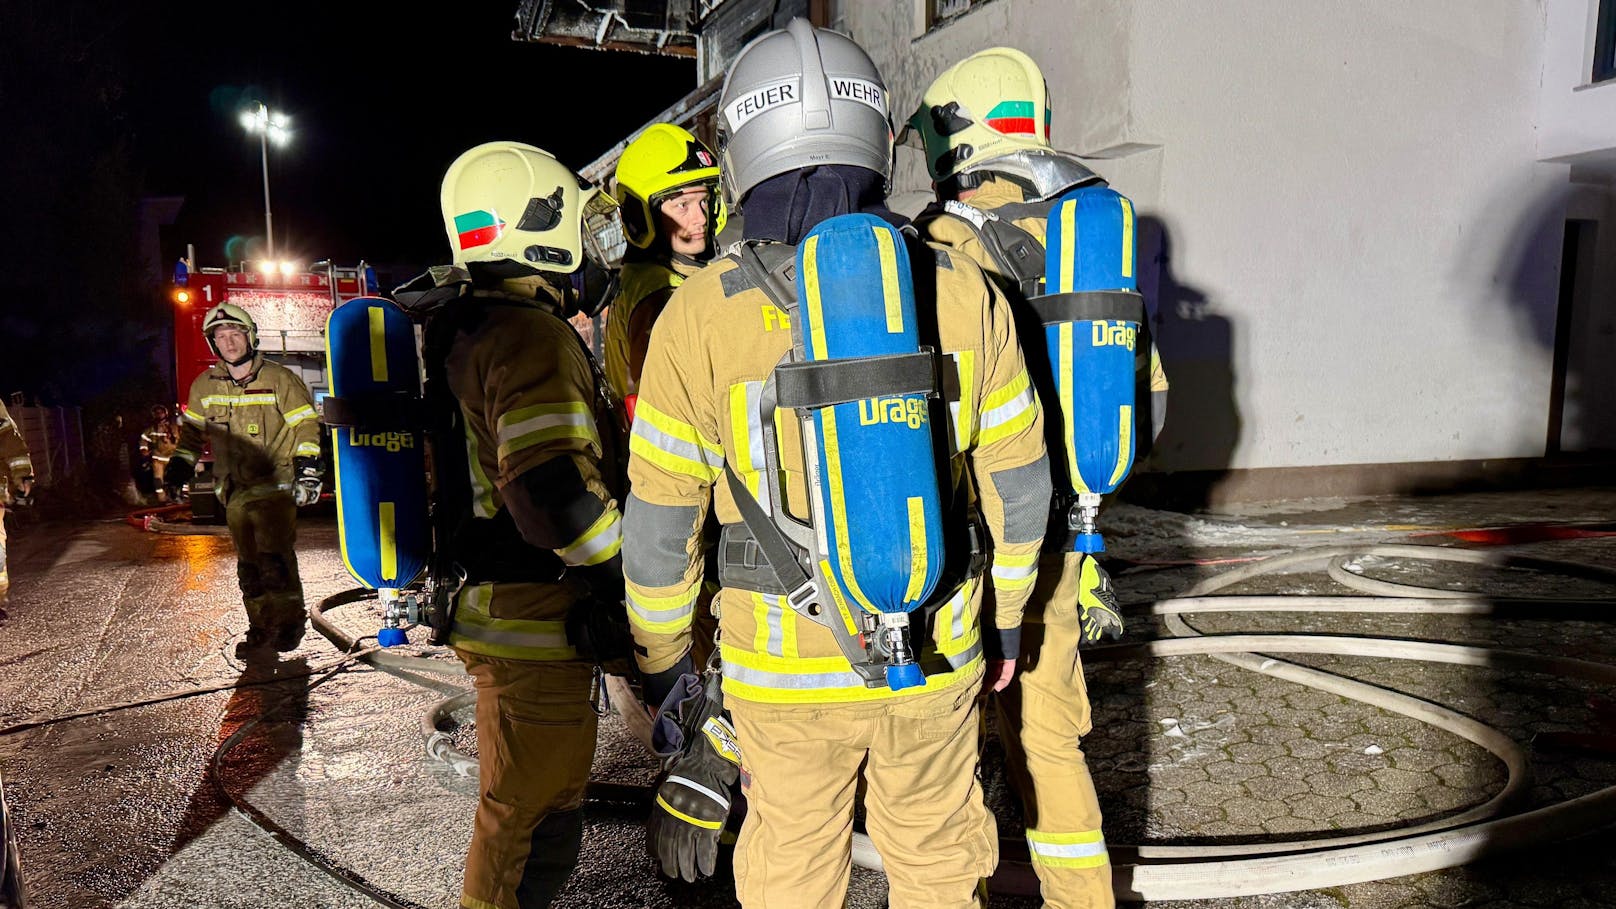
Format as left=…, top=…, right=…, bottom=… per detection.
left=985, top=626, right=1022, bottom=663
left=642, top=653, right=696, bottom=709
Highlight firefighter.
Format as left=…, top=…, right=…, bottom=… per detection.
left=603, top=122, right=725, bottom=405
left=0, top=399, right=34, bottom=614
left=622, top=19, right=1052, bottom=907
left=907, top=47, right=1147, bottom=908
left=163, top=303, right=323, bottom=657
left=140, top=404, right=179, bottom=503
left=399, top=140, right=628, bottom=909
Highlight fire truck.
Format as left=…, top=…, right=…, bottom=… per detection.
left=169, top=257, right=378, bottom=520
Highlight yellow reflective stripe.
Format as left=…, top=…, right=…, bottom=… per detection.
left=1108, top=404, right=1133, bottom=487
left=631, top=402, right=722, bottom=482
left=496, top=402, right=598, bottom=462
left=950, top=350, right=975, bottom=449
left=180, top=410, right=207, bottom=427
left=991, top=549, right=1039, bottom=590
left=200, top=394, right=276, bottom=407
left=752, top=592, right=772, bottom=655
left=294, top=441, right=322, bottom=457
left=378, top=502, right=397, bottom=579
left=1026, top=828, right=1109, bottom=868
left=464, top=425, right=497, bottom=519
left=7, top=457, right=32, bottom=472
left=448, top=585, right=576, bottom=660
left=720, top=642, right=982, bottom=705
left=1057, top=197, right=1077, bottom=294
left=284, top=405, right=317, bottom=426
left=558, top=507, right=622, bottom=567
left=977, top=370, right=1037, bottom=447
left=1058, top=323, right=1085, bottom=493
left=656, top=794, right=723, bottom=830
left=903, top=496, right=927, bottom=604
left=874, top=226, right=903, bottom=333
left=626, top=583, right=698, bottom=633
left=1120, top=196, right=1135, bottom=279
left=368, top=305, right=389, bottom=382
left=820, top=408, right=878, bottom=615
left=727, top=382, right=771, bottom=508
left=801, top=233, right=830, bottom=358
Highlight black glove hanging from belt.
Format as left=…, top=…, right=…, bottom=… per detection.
left=645, top=667, right=742, bottom=882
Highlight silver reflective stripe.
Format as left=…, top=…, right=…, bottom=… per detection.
left=761, top=593, right=785, bottom=656
left=724, top=661, right=868, bottom=691
left=739, top=380, right=773, bottom=512
left=979, top=382, right=1036, bottom=434
left=631, top=416, right=717, bottom=472
left=627, top=587, right=697, bottom=626
left=667, top=775, right=730, bottom=810
left=945, top=639, right=983, bottom=670
left=1027, top=836, right=1108, bottom=860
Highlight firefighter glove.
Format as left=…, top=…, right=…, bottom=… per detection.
left=10, top=476, right=33, bottom=508
left=647, top=671, right=741, bottom=882
left=1077, top=554, right=1125, bottom=645
left=293, top=456, right=323, bottom=507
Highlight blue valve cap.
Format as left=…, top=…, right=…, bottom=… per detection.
left=885, top=662, right=926, bottom=691
left=377, top=627, right=408, bottom=648
left=1073, top=532, right=1105, bottom=554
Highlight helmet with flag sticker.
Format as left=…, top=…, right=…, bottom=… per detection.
left=906, top=46, right=1053, bottom=186
left=440, top=141, right=591, bottom=275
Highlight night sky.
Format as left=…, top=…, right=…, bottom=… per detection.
left=0, top=0, right=696, bottom=406
left=132, top=1, right=699, bottom=275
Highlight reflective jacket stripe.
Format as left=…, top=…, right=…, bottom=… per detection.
left=283, top=405, right=318, bottom=426
left=991, top=549, right=1039, bottom=590
left=497, top=402, right=598, bottom=462
left=200, top=393, right=277, bottom=407
left=558, top=507, right=623, bottom=567
left=627, top=583, right=698, bottom=634
left=976, top=369, right=1037, bottom=447
left=630, top=402, right=722, bottom=482
left=447, top=583, right=576, bottom=660
left=720, top=639, right=983, bottom=704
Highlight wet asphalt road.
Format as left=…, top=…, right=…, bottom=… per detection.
left=3, top=488, right=1616, bottom=907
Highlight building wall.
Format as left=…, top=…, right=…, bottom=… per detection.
left=844, top=1, right=1603, bottom=472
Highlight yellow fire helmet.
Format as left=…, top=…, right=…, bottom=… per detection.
left=440, top=141, right=591, bottom=274
left=614, top=123, right=727, bottom=250
left=906, top=46, right=1053, bottom=187
left=201, top=302, right=259, bottom=357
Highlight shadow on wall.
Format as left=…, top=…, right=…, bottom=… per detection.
left=1120, top=214, right=1241, bottom=513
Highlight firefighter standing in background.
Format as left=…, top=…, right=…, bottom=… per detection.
left=908, top=47, right=1151, bottom=908
left=604, top=122, right=726, bottom=669
left=603, top=122, right=725, bottom=406
left=140, top=404, right=179, bottom=503
left=0, top=400, right=34, bottom=615
left=397, top=141, right=628, bottom=909
left=622, top=20, right=1053, bottom=907
left=163, top=304, right=324, bottom=657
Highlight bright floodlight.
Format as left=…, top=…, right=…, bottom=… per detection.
left=279, top=261, right=296, bottom=275
left=260, top=260, right=278, bottom=275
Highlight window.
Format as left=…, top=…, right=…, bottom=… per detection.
left=1596, top=0, right=1616, bottom=83
left=925, top=0, right=997, bottom=33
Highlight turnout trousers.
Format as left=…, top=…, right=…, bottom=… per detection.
left=729, top=669, right=997, bottom=909
left=455, top=656, right=597, bottom=909
left=223, top=488, right=306, bottom=649
left=992, top=551, right=1113, bottom=908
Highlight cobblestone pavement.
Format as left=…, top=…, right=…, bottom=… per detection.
left=3, top=486, right=1615, bottom=907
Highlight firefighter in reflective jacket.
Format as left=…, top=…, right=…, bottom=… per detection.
left=909, top=47, right=1140, bottom=908
left=622, top=20, right=1052, bottom=908
left=0, top=400, right=34, bottom=610
left=166, top=304, right=322, bottom=657
left=414, top=141, right=627, bottom=909
left=603, top=122, right=724, bottom=404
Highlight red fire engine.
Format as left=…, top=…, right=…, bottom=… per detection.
left=169, top=257, right=377, bottom=519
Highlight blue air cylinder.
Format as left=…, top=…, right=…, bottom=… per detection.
left=795, top=214, right=946, bottom=690
left=1041, top=186, right=1144, bottom=553
left=325, top=296, right=431, bottom=646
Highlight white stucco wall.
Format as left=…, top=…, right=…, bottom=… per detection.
left=844, top=1, right=1593, bottom=472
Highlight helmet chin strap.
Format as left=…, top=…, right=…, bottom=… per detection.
left=222, top=348, right=255, bottom=367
